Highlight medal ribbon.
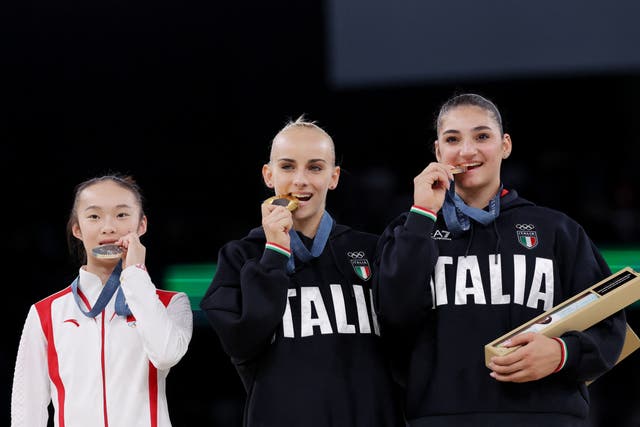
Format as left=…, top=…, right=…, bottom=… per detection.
left=287, top=211, right=333, bottom=272
left=442, top=182, right=502, bottom=236
left=71, top=259, right=132, bottom=317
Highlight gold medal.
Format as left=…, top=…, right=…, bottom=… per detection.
left=264, top=194, right=299, bottom=212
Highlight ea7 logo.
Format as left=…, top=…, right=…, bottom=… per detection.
left=431, top=229, right=451, bottom=240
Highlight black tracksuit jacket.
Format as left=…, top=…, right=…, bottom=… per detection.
left=374, top=189, right=626, bottom=427
left=201, top=219, right=405, bottom=427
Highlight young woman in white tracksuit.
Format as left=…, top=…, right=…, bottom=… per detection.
left=11, top=174, right=193, bottom=427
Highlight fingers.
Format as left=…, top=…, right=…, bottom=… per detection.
left=489, top=364, right=529, bottom=383
left=117, top=232, right=146, bottom=268
left=414, top=163, right=453, bottom=188
left=413, top=162, right=454, bottom=212
left=488, top=333, right=560, bottom=383
left=501, top=332, right=536, bottom=348
left=489, top=333, right=535, bottom=370
left=488, top=349, right=533, bottom=383
left=261, top=202, right=293, bottom=248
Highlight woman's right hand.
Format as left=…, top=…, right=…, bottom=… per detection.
left=261, top=202, right=293, bottom=249
left=413, top=162, right=454, bottom=213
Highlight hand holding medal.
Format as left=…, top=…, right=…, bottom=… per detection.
left=264, top=194, right=299, bottom=212
left=90, top=233, right=146, bottom=270
left=261, top=194, right=298, bottom=248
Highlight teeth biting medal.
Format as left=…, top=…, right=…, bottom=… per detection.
left=264, top=194, right=299, bottom=211
left=91, top=244, right=123, bottom=259
left=451, top=162, right=481, bottom=174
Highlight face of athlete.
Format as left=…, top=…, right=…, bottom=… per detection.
left=435, top=105, right=511, bottom=197
left=71, top=180, right=147, bottom=267
left=263, top=126, right=340, bottom=228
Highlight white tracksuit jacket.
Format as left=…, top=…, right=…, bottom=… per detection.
left=11, top=265, right=193, bottom=427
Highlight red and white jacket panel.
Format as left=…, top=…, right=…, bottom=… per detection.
left=11, top=265, right=193, bottom=427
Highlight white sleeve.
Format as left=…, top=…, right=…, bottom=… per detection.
left=11, top=305, right=51, bottom=427
left=120, top=265, right=194, bottom=370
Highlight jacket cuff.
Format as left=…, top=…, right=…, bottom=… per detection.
left=120, top=264, right=150, bottom=281
left=551, top=337, right=567, bottom=372
left=405, top=206, right=437, bottom=235
left=558, top=334, right=579, bottom=373
left=261, top=243, right=290, bottom=269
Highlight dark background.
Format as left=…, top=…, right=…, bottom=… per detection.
left=3, top=1, right=640, bottom=426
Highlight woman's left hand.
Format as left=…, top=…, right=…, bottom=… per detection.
left=487, top=332, right=563, bottom=382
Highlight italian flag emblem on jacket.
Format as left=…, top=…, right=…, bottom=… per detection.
left=351, top=258, right=372, bottom=281
left=517, top=230, right=538, bottom=249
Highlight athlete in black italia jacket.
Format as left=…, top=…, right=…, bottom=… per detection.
left=200, top=117, right=405, bottom=427
left=374, top=94, right=626, bottom=427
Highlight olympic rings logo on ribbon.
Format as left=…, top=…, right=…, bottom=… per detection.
left=347, top=251, right=365, bottom=258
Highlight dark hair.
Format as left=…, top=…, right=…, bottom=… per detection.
left=66, top=174, right=145, bottom=263
left=435, top=93, right=504, bottom=136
